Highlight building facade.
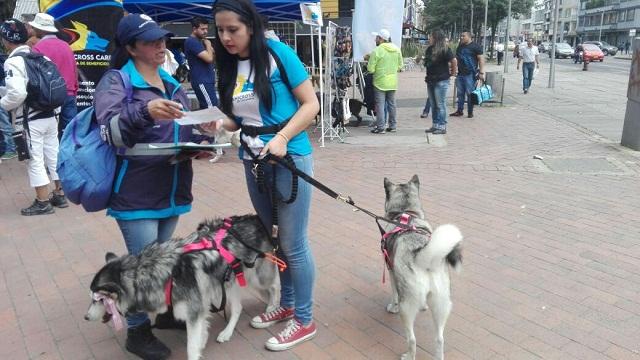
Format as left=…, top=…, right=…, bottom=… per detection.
left=577, top=0, right=640, bottom=45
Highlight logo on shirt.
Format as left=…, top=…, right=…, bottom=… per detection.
left=233, top=75, right=254, bottom=98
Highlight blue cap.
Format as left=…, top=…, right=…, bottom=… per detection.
left=116, top=14, right=173, bottom=45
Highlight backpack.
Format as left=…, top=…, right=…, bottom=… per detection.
left=13, top=53, right=67, bottom=112
left=56, top=70, right=132, bottom=212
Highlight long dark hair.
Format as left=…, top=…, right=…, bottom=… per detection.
left=429, top=30, right=448, bottom=61
left=213, top=0, right=271, bottom=116
left=109, top=40, right=137, bottom=69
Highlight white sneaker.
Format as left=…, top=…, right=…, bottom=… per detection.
left=209, top=154, right=222, bottom=163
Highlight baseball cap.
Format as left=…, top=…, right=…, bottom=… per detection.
left=0, top=19, right=28, bottom=44
left=116, top=14, right=173, bottom=45
left=372, top=29, right=391, bottom=41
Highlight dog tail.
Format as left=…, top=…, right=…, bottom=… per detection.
left=425, top=224, right=463, bottom=273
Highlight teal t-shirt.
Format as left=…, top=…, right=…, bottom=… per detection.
left=232, top=39, right=312, bottom=158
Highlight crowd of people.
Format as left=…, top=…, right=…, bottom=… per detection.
left=1, top=0, right=320, bottom=358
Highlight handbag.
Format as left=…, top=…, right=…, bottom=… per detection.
left=471, top=82, right=493, bottom=105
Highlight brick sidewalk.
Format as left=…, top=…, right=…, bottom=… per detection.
left=1, top=70, right=639, bottom=359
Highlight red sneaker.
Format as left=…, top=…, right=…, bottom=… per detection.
left=265, top=319, right=317, bottom=351
left=250, top=306, right=294, bottom=329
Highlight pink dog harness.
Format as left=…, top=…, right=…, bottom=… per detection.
left=380, top=213, right=431, bottom=283
left=164, top=218, right=247, bottom=306
left=92, top=292, right=125, bottom=331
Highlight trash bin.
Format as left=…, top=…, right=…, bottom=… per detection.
left=485, top=71, right=505, bottom=105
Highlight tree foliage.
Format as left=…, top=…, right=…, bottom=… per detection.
left=422, top=0, right=533, bottom=37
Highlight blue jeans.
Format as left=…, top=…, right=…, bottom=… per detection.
left=243, top=154, right=315, bottom=325
left=422, top=89, right=431, bottom=116
left=116, top=216, right=180, bottom=328
left=0, top=108, right=15, bottom=154
left=455, top=73, right=476, bottom=114
left=522, top=62, right=535, bottom=90
left=427, top=80, right=450, bottom=130
left=374, top=89, right=397, bottom=130
left=58, top=95, right=77, bottom=139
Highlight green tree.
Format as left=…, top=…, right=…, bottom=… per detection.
left=422, top=0, right=533, bottom=58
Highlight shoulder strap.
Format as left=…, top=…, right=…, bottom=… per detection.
left=110, top=69, right=133, bottom=103
left=267, top=47, right=292, bottom=92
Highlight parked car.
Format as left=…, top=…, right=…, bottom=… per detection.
left=548, top=43, right=574, bottom=58
left=584, top=41, right=617, bottom=56
left=582, top=44, right=604, bottom=62
left=507, top=41, right=515, bottom=51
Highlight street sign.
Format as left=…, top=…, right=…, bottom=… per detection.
left=630, top=29, right=636, bottom=37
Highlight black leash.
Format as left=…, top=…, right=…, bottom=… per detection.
left=263, top=153, right=427, bottom=236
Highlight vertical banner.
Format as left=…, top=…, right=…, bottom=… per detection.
left=352, top=0, right=404, bottom=61
left=300, top=3, right=323, bottom=27
left=41, top=0, right=124, bottom=110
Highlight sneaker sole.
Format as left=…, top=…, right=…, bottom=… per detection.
left=265, top=328, right=317, bottom=351
left=21, top=208, right=55, bottom=216
left=250, top=314, right=294, bottom=329
left=52, top=203, right=69, bottom=208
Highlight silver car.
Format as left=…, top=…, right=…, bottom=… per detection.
left=548, top=43, right=574, bottom=58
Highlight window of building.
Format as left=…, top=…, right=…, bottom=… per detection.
left=627, top=9, right=635, bottom=21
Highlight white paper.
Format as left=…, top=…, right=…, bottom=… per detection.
left=175, top=107, right=227, bottom=125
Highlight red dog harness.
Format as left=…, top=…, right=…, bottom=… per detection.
left=164, top=218, right=247, bottom=306
left=380, top=213, right=428, bottom=283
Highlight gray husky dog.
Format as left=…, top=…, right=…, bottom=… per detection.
left=85, top=215, right=279, bottom=360
left=383, top=175, right=463, bottom=360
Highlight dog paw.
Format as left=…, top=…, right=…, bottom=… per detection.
left=216, top=330, right=233, bottom=343
left=420, top=304, right=429, bottom=311
left=386, top=303, right=399, bottom=314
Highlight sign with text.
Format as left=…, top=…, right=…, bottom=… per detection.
left=41, top=0, right=124, bottom=110
left=300, top=3, right=323, bottom=27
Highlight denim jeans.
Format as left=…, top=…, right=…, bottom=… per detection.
left=374, top=89, right=397, bottom=130
left=116, top=216, right=180, bottom=328
left=422, top=87, right=431, bottom=115
left=0, top=108, right=15, bottom=154
left=58, top=95, right=77, bottom=139
left=522, top=62, right=535, bottom=90
left=427, top=80, right=450, bottom=130
left=243, top=154, right=315, bottom=325
left=455, top=73, right=476, bottom=114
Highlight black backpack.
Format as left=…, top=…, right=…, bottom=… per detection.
left=13, top=52, right=67, bottom=112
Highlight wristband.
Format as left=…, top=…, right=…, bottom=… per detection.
left=276, top=132, right=290, bottom=142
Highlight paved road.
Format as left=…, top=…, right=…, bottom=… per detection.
left=542, top=55, right=632, bottom=75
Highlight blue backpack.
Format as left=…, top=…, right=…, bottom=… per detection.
left=57, top=70, right=132, bottom=212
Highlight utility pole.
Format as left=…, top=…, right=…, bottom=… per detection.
left=598, top=10, right=604, bottom=41
left=504, top=0, right=512, bottom=73
left=548, top=0, right=560, bottom=88
left=483, top=0, right=488, bottom=54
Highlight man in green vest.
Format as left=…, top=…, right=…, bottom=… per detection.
left=367, top=29, right=403, bottom=134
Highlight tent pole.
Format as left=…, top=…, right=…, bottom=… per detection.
left=318, top=24, right=325, bottom=147
left=310, top=27, right=315, bottom=75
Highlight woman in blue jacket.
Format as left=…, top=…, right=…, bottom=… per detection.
left=94, top=14, right=191, bottom=360
left=205, top=0, right=320, bottom=352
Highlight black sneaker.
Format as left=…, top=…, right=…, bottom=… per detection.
left=126, top=320, right=171, bottom=360
left=420, top=112, right=429, bottom=118
left=467, top=113, right=474, bottom=118
left=432, top=128, right=447, bottom=135
left=449, top=110, right=463, bottom=117
left=385, top=128, right=397, bottom=133
left=425, top=127, right=436, bottom=133
left=21, top=199, right=55, bottom=216
left=370, top=128, right=386, bottom=134
left=49, top=192, right=69, bottom=208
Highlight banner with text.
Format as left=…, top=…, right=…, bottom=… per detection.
left=41, top=0, right=124, bottom=110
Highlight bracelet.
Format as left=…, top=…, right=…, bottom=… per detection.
left=276, top=132, right=290, bottom=142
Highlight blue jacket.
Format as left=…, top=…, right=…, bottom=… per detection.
left=94, top=60, right=193, bottom=220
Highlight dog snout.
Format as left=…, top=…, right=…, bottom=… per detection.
left=84, top=314, right=90, bottom=321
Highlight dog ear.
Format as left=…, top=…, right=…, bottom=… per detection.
left=410, top=174, right=420, bottom=188
left=98, top=282, right=121, bottom=299
left=384, top=177, right=394, bottom=199
left=105, top=252, right=118, bottom=263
